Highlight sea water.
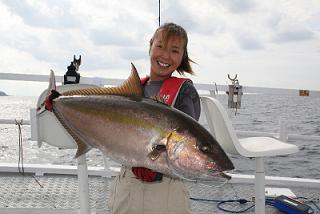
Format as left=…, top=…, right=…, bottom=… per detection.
left=0, top=94, right=319, bottom=179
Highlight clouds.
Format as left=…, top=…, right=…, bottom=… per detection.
left=0, top=0, right=319, bottom=96
left=219, top=0, right=257, bottom=13
left=235, top=33, right=264, bottom=50
left=272, top=22, right=314, bottom=43
left=2, top=0, right=81, bottom=29
left=89, top=29, right=136, bottom=46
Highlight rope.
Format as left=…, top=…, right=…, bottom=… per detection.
left=14, top=119, right=43, bottom=188
left=15, top=119, right=24, bottom=175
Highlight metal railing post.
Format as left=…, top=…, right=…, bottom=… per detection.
left=77, top=154, right=90, bottom=214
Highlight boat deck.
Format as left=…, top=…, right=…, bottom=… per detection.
left=1, top=172, right=319, bottom=214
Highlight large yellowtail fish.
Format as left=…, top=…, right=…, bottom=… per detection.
left=45, top=64, right=234, bottom=181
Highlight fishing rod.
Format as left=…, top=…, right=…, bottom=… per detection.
left=158, top=0, right=161, bottom=26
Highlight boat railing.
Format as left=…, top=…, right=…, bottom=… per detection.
left=1, top=72, right=320, bottom=189
left=2, top=72, right=320, bottom=96
left=0, top=72, right=223, bottom=96
left=1, top=118, right=320, bottom=143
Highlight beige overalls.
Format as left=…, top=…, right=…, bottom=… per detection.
left=108, top=166, right=192, bottom=214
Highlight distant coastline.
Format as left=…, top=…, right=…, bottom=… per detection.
left=0, top=91, right=7, bottom=96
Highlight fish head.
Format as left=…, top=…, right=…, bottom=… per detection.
left=165, top=130, right=234, bottom=182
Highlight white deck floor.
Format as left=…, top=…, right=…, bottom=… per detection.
left=1, top=172, right=319, bottom=214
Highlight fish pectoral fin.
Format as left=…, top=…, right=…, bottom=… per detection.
left=158, top=131, right=173, bottom=145
left=147, top=132, right=173, bottom=161
left=147, top=145, right=167, bottom=161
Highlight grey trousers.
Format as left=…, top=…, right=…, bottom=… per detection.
left=108, top=166, right=192, bottom=214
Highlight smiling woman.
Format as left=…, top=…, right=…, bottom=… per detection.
left=149, top=22, right=193, bottom=80
left=108, top=22, right=202, bottom=214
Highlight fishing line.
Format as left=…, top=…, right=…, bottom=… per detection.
left=190, top=197, right=255, bottom=213
left=190, top=181, right=255, bottom=213
left=15, top=119, right=44, bottom=188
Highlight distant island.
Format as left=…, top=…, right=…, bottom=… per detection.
left=0, top=91, right=7, bottom=96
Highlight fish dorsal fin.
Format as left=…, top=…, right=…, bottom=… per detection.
left=62, top=63, right=143, bottom=97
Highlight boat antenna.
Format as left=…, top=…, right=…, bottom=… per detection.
left=158, top=0, right=161, bottom=26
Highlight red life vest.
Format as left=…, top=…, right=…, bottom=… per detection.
left=140, top=76, right=191, bottom=107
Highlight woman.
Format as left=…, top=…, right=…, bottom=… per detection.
left=108, top=22, right=200, bottom=214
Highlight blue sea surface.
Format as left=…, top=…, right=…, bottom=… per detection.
left=0, top=94, right=319, bottom=179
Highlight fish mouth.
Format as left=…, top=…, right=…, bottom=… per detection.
left=207, top=167, right=232, bottom=180
left=220, top=172, right=232, bottom=180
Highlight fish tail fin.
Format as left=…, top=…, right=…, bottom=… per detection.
left=62, top=63, right=143, bottom=97
left=37, top=70, right=60, bottom=112
left=48, top=69, right=57, bottom=92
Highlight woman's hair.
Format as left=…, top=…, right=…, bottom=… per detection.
left=149, top=22, right=194, bottom=75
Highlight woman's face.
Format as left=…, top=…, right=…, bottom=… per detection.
left=149, top=33, right=184, bottom=81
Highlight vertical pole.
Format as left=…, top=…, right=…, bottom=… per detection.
left=255, top=157, right=265, bottom=214
left=77, top=154, right=90, bottom=214
left=158, top=0, right=161, bottom=26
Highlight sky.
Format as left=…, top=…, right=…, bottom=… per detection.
left=0, top=0, right=319, bottom=96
